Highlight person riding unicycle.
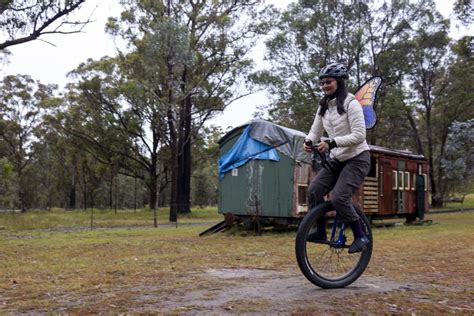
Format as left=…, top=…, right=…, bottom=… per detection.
left=303, top=63, right=371, bottom=253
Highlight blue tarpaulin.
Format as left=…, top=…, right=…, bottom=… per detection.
left=218, top=125, right=280, bottom=179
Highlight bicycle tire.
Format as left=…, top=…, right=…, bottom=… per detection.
left=295, top=201, right=373, bottom=288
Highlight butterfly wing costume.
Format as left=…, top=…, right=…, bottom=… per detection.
left=354, top=76, right=383, bottom=129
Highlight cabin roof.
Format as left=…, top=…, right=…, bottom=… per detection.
left=368, top=145, right=426, bottom=160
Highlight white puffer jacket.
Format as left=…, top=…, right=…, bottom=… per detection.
left=306, top=93, right=370, bottom=162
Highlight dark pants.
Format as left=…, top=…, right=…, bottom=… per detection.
left=308, top=151, right=371, bottom=223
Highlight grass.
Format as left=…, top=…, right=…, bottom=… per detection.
left=0, top=210, right=473, bottom=313
left=0, top=206, right=222, bottom=231
left=430, top=193, right=474, bottom=210
left=1, top=193, right=471, bottom=231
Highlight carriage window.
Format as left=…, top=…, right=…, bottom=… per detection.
left=423, top=173, right=428, bottom=191
left=298, top=185, right=308, bottom=205
left=398, top=171, right=404, bottom=190
left=392, top=171, right=398, bottom=189
left=367, top=156, right=378, bottom=177
left=405, top=172, right=410, bottom=190
left=412, top=173, right=416, bottom=190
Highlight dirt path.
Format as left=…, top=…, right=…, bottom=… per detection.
left=136, top=268, right=416, bottom=314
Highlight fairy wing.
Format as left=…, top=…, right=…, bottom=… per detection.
left=354, top=76, right=383, bottom=129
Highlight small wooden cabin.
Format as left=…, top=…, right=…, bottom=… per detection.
left=358, top=145, right=429, bottom=220
left=218, top=120, right=429, bottom=225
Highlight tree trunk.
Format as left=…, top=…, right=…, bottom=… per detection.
left=177, top=95, right=192, bottom=214
left=134, top=176, right=137, bottom=212
left=114, top=175, right=118, bottom=214
left=149, top=178, right=158, bottom=227
left=426, top=108, right=442, bottom=207
left=16, top=153, right=26, bottom=212
left=109, top=170, right=114, bottom=210
left=405, top=107, right=424, bottom=155
left=82, top=162, right=87, bottom=211
left=169, top=147, right=179, bottom=222
left=149, top=155, right=159, bottom=227
left=68, top=159, right=77, bottom=209
left=18, top=179, right=26, bottom=212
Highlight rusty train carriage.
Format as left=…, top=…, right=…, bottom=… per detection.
left=218, top=120, right=429, bottom=226
left=293, top=145, right=429, bottom=221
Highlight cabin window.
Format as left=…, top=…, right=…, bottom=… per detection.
left=367, top=156, right=378, bottom=178
left=412, top=173, right=416, bottom=190
left=398, top=171, right=404, bottom=190
left=298, top=185, right=308, bottom=205
left=404, top=172, right=410, bottom=190
left=392, top=171, right=398, bottom=189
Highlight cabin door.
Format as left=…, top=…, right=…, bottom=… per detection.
left=380, top=158, right=394, bottom=214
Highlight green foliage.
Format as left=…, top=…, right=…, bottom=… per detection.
left=441, top=120, right=474, bottom=196
left=0, top=74, right=59, bottom=211
left=453, top=0, right=473, bottom=26
left=0, top=157, right=17, bottom=209
left=191, top=126, right=222, bottom=207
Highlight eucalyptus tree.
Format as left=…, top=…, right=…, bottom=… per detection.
left=432, top=36, right=474, bottom=199
left=28, top=122, right=77, bottom=209
left=0, top=74, right=58, bottom=211
left=403, top=6, right=450, bottom=206
left=0, top=0, right=89, bottom=50
left=58, top=62, right=168, bottom=225
left=252, top=0, right=369, bottom=131
left=106, top=0, right=266, bottom=221
left=359, top=0, right=427, bottom=146
left=441, top=120, right=474, bottom=201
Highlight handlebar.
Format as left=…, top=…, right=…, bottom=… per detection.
left=305, top=140, right=336, bottom=172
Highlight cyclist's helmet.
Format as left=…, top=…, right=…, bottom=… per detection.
left=318, top=63, right=348, bottom=79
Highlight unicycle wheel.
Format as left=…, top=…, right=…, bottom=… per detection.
left=295, top=201, right=373, bottom=288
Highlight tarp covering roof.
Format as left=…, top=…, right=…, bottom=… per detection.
left=218, top=119, right=312, bottom=179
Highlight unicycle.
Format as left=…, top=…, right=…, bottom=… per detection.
left=295, top=201, right=372, bottom=288
left=295, top=143, right=373, bottom=288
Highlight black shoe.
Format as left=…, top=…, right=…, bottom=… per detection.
left=307, top=230, right=327, bottom=243
left=348, top=236, right=370, bottom=253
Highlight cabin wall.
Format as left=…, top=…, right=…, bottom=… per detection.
left=293, top=163, right=315, bottom=217
left=218, top=156, right=295, bottom=218
left=373, top=154, right=429, bottom=216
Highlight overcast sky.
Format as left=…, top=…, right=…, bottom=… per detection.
left=0, top=0, right=469, bottom=130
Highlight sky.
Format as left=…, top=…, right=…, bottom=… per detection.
left=0, top=0, right=469, bottom=130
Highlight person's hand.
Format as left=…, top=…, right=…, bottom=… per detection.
left=317, top=141, right=329, bottom=153
left=303, top=140, right=313, bottom=152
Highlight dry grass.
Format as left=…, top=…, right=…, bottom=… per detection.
left=0, top=211, right=473, bottom=314
left=0, top=206, right=221, bottom=231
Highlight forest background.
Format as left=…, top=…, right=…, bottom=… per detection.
left=0, top=0, right=472, bottom=222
